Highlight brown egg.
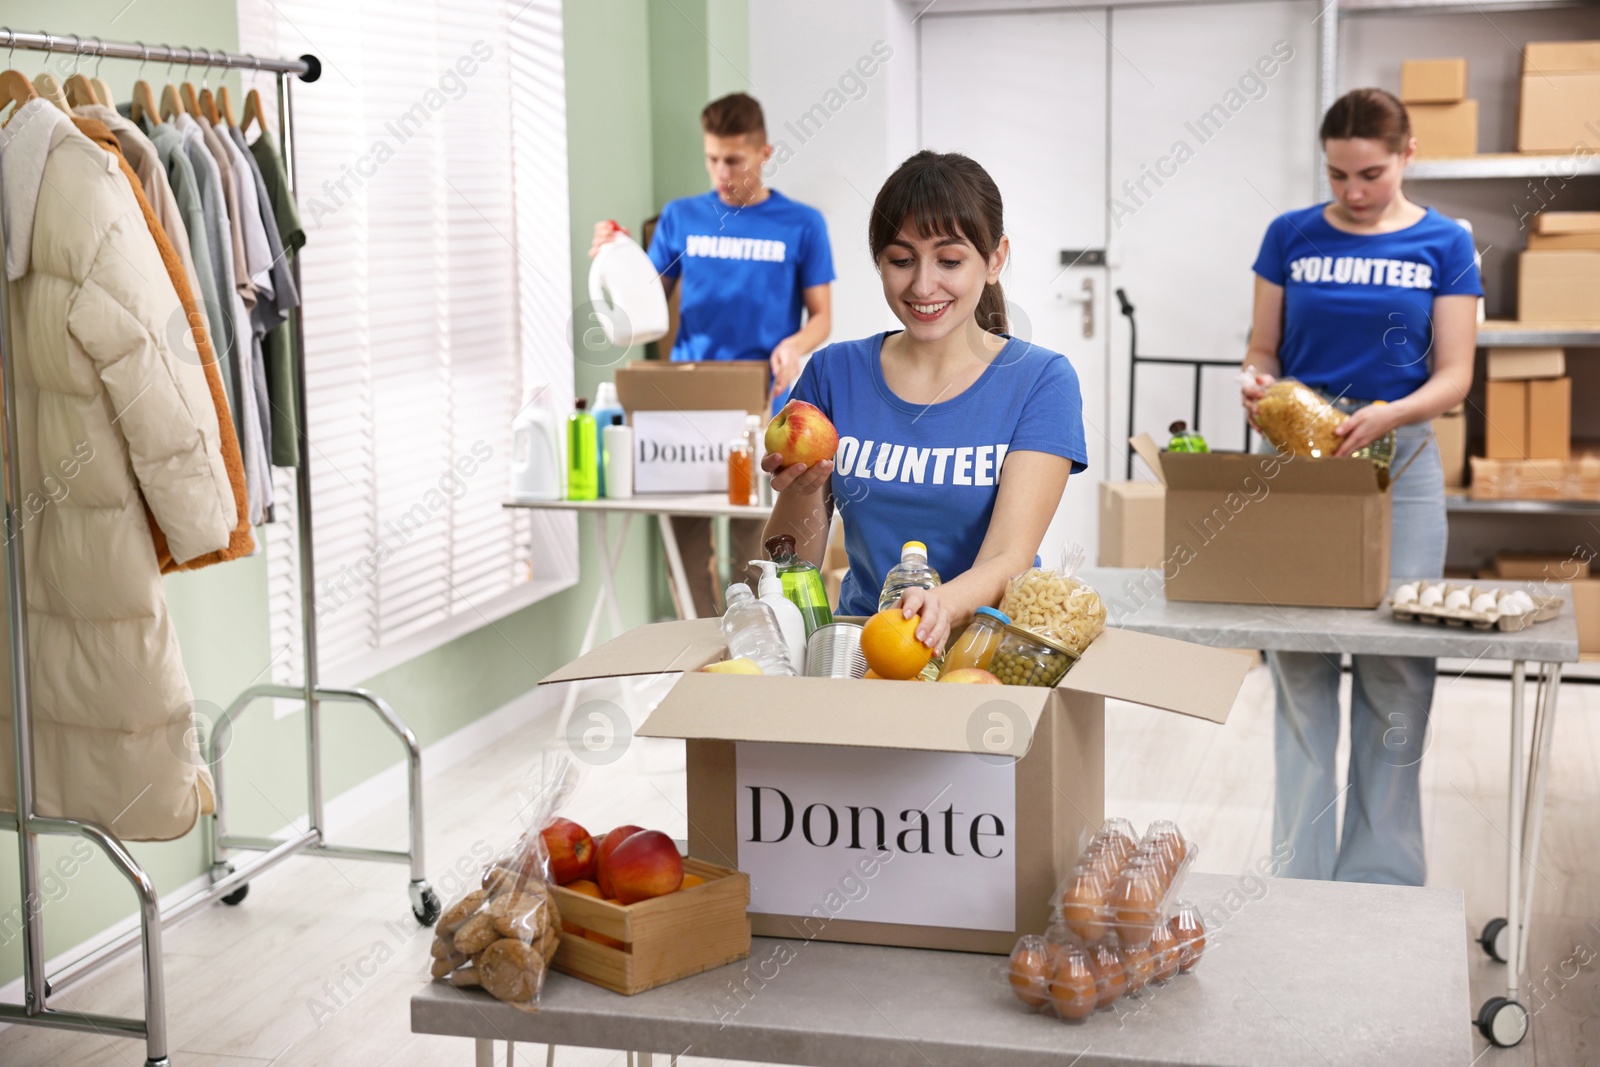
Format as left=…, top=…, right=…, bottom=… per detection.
left=1077, top=843, right=1120, bottom=888
left=1120, top=940, right=1154, bottom=994
left=1008, top=939, right=1052, bottom=1008
left=1088, top=940, right=1126, bottom=1008
left=1148, top=920, right=1181, bottom=982
left=1060, top=872, right=1108, bottom=942
left=1048, top=946, right=1098, bottom=1021
left=1110, top=861, right=1161, bottom=948
left=1099, top=827, right=1136, bottom=868
left=1171, top=902, right=1207, bottom=973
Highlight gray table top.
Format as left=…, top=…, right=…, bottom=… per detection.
left=411, top=872, right=1470, bottom=1067
left=1082, top=567, right=1580, bottom=663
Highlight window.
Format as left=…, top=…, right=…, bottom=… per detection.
left=237, top=0, right=577, bottom=686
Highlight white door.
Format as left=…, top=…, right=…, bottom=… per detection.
left=920, top=10, right=1111, bottom=569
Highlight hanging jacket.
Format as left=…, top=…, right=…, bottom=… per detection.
left=71, top=114, right=255, bottom=573
left=0, top=100, right=234, bottom=842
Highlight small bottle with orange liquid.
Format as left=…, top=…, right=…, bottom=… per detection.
left=727, top=416, right=760, bottom=505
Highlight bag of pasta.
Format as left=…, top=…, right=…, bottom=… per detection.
left=429, top=752, right=576, bottom=1012
left=1253, top=378, right=1346, bottom=458
left=1000, top=545, right=1107, bottom=657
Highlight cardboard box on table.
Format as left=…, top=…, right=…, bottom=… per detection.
left=1097, top=481, right=1165, bottom=568
left=541, top=618, right=1249, bottom=954
left=1127, top=435, right=1391, bottom=609
left=614, top=361, right=770, bottom=493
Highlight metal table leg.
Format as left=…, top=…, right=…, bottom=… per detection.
left=556, top=512, right=636, bottom=740
left=657, top=513, right=697, bottom=620
left=476, top=1037, right=494, bottom=1066
left=1517, top=662, right=1562, bottom=978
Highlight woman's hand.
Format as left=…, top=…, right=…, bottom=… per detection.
left=769, top=337, right=805, bottom=398
left=1333, top=401, right=1398, bottom=457
left=1240, top=370, right=1275, bottom=427
left=762, top=450, right=833, bottom=495
left=897, top=586, right=954, bottom=654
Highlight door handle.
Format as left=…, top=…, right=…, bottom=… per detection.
left=1054, top=277, right=1094, bottom=338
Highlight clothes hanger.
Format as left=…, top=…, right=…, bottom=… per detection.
left=90, top=38, right=114, bottom=106
left=197, top=49, right=220, bottom=125
left=63, top=35, right=99, bottom=108
left=1, top=30, right=40, bottom=126
left=179, top=47, right=202, bottom=119
left=131, top=42, right=161, bottom=124
left=32, top=33, right=73, bottom=114
left=159, top=45, right=186, bottom=120
left=239, top=57, right=265, bottom=137
left=216, top=54, right=237, bottom=128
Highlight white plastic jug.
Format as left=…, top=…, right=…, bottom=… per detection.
left=508, top=395, right=563, bottom=502
left=587, top=233, right=669, bottom=347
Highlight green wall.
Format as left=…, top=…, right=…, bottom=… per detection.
left=0, top=0, right=737, bottom=989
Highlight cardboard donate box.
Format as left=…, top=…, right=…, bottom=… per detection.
left=1129, top=435, right=1392, bottom=609
left=614, top=361, right=770, bottom=493
left=541, top=618, right=1250, bottom=955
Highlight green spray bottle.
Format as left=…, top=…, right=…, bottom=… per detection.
left=764, top=533, right=832, bottom=637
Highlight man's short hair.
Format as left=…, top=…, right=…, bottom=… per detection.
left=701, top=92, right=766, bottom=142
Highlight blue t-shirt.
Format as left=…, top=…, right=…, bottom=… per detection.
left=1252, top=204, right=1481, bottom=402
left=790, top=332, right=1088, bottom=618
left=647, top=189, right=835, bottom=364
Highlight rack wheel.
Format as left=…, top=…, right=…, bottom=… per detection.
left=1479, top=917, right=1509, bottom=963
left=221, top=883, right=250, bottom=906
left=1477, top=996, right=1529, bottom=1048
left=413, top=885, right=442, bottom=926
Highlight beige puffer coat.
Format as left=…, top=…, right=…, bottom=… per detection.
left=0, top=100, right=235, bottom=842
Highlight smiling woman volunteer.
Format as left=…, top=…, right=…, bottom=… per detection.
left=762, top=151, right=1088, bottom=654
left=1242, top=88, right=1479, bottom=886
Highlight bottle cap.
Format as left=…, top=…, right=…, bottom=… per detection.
left=902, top=540, right=927, bottom=558
left=612, top=414, right=624, bottom=426
left=724, top=582, right=753, bottom=605
left=1169, top=420, right=1187, bottom=433
left=575, top=398, right=588, bottom=410
left=764, top=533, right=797, bottom=559
left=975, top=606, right=1011, bottom=625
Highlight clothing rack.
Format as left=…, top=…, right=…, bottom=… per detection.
left=0, top=31, right=437, bottom=1067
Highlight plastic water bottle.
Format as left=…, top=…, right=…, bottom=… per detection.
left=720, top=584, right=797, bottom=676
left=878, top=540, right=941, bottom=611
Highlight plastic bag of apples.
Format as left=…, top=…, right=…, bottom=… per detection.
left=429, top=753, right=578, bottom=1011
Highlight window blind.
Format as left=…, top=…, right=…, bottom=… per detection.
left=237, top=0, right=576, bottom=686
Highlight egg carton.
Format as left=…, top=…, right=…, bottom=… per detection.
left=1389, top=581, right=1561, bottom=632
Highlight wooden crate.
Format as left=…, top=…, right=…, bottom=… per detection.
left=550, top=857, right=750, bottom=995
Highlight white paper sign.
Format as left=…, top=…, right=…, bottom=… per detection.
left=734, top=742, right=1017, bottom=931
left=630, top=409, right=750, bottom=494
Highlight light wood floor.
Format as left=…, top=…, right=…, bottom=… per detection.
left=0, top=663, right=1595, bottom=1066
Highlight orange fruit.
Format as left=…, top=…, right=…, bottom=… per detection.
left=679, top=873, right=706, bottom=889
left=566, top=879, right=603, bottom=898
left=863, top=668, right=883, bottom=680
left=583, top=928, right=626, bottom=950
left=861, top=609, right=932, bottom=680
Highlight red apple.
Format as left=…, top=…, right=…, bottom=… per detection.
left=540, top=817, right=595, bottom=885
left=938, top=668, right=1002, bottom=685
left=607, top=830, right=685, bottom=904
left=595, top=824, right=645, bottom=899
left=765, top=401, right=838, bottom=469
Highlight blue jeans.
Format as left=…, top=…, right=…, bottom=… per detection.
left=1266, top=422, right=1445, bottom=885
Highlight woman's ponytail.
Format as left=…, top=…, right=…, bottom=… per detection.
left=976, top=281, right=1008, bottom=335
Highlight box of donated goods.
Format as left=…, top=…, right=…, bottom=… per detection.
left=1519, top=42, right=1600, bottom=152
left=615, top=361, right=769, bottom=493
left=1519, top=251, right=1600, bottom=322
left=1434, top=407, right=1466, bottom=488
left=1408, top=100, right=1478, bottom=158
left=1127, top=435, right=1391, bottom=609
left=1400, top=58, right=1468, bottom=103
left=1097, top=481, right=1165, bottom=568
left=540, top=617, right=1249, bottom=954
left=1487, top=346, right=1565, bottom=380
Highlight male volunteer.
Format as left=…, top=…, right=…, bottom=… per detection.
left=593, top=92, right=834, bottom=617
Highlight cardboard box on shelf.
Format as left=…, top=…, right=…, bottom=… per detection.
left=1127, top=435, right=1391, bottom=609
left=1518, top=44, right=1600, bottom=152
left=1528, top=232, right=1600, bottom=251
left=541, top=617, right=1251, bottom=954
left=615, top=362, right=769, bottom=493
left=1469, top=455, right=1600, bottom=501
left=1493, top=552, right=1590, bottom=581
left=1486, top=347, right=1565, bottom=380
left=1484, top=379, right=1529, bottom=459
left=1400, top=58, right=1468, bottom=102
left=1527, top=376, right=1572, bottom=460
left=1097, top=481, right=1165, bottom=568
left=1434, top=409, right=1467, bottom=488
left=1518, top=251, right=1600, bottom=322
left=1409, top=99, right=1478, bottom=158
left=1571, top=579, right=1600, bottom=655
left=1532, top=212, right=1600, bottom=235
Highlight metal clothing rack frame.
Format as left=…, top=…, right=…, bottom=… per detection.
left=0, top=31, right=438, bottom=1067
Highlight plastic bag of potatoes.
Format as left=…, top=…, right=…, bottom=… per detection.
left=429, top=754, right=576, bottom=1011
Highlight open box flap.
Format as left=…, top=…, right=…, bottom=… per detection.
left=638, top=673, right=1052, bottom=757
left=1160, top=450, right=1381, bottom=494
left=540, top=619, right=724, bottom=685
left=1129, top=433, right=1166, bottom=485
left=1060, top=627, right=1250, bottom=724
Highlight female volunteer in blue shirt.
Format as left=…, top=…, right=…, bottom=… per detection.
left=1243, top=89, right=1479, bottom=886
left=762, top=151, right=1088, bottom=653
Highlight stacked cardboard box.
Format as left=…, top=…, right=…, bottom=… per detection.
left=1470, top=451, right=1600, bottom=501
left=1435, top=406, right=1467, bottom=488
left=1518, top=41, right=1600, bottom=153
left=1401, top=58, right=1477, bottom=158
left=1484, top=366, right=1571, bottom=461
left=1520, top=213, right=1600, bottom=322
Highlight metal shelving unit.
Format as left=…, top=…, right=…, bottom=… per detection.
left=1407, top=152, right=1600, bottom=179
left=1447, top=494, right=1600, bottom=514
